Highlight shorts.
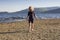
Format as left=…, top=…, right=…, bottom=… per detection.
left=28, top=19, right=34, bottom=23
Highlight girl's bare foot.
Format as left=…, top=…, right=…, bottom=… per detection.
left=32, top=29, right=34, bottom=31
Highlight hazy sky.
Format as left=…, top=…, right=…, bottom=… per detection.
left=0, top=0, right=60, bottom=12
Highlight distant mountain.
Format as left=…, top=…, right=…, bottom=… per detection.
left=34, top=7, right=60, bottom=12
left=13, top=7, right=60, bottom=14
left=0, top=12, right=8, bottom=14
left=43, top=8, right=60, bottom=13
left=0, top=7, right=60, bottom=14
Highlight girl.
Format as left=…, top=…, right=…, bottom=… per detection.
left=27, top=6, right=36, bottom=32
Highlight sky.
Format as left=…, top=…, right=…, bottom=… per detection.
left=0, top=0, right=60, bottom=12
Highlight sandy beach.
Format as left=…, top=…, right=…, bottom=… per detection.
left=0, top=19, right=60, bottom=40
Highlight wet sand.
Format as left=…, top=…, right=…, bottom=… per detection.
left=0, top=19, right=60, bottom=40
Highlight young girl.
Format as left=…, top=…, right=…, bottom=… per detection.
left=27, top=6, right=36, bottom=32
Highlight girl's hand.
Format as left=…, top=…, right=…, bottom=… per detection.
left=35, top=16, right=38, bottom=20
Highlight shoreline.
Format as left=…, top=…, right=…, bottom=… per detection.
left=0, top=18, right=60, bottom=23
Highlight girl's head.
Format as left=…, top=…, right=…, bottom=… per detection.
left=29, top=6, right=34, bottom=12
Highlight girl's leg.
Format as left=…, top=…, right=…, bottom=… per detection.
left=31, top=23, right=34, bottom=31
left=29, top=23, right=32, bottom=32
left=31, top=20, right=34, bottom=31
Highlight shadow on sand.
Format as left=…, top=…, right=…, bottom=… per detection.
left=0, top=30, right=29, bottom=34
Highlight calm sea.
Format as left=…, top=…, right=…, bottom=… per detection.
left=0, top=13, right=60, bottom=23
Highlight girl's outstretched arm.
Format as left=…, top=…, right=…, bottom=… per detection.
left=34, top=13, right=38, bottom=20
left=26, top=12, right=29, bottom=21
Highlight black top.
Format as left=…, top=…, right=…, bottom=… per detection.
left=28, top=11, right=35, bottom=20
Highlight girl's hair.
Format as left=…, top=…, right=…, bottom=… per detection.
left=29, top=6, right=34, bottom=11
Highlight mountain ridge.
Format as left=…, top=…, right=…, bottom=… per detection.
left=0, top=7, right=60, bottom=14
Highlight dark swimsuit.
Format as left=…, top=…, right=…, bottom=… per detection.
left=28, top=11, right=35, bottom=23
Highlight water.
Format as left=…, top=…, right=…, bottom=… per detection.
left=36, top=13, right=60, bottom=19
left=0, top=13, right=60, bottom=23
